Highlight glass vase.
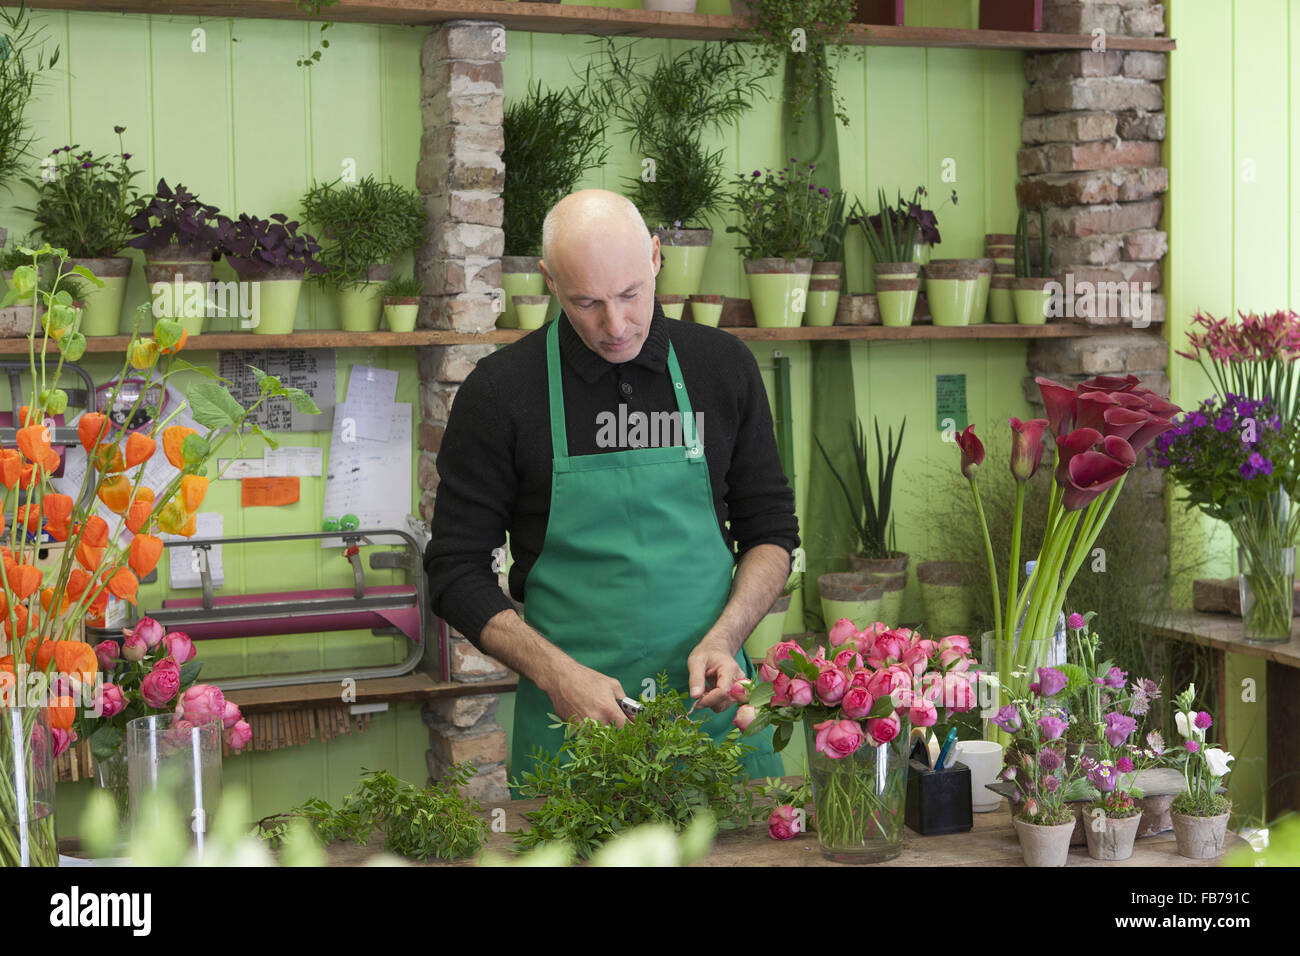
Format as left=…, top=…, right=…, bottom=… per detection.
left=803, top=721, right=908, bottom=863
left=1231, top=492, right=1295, bottom=645
left=1, top=707, right=59, bottom=867
left=93, top=740, right=131, bottom=831
left=127, top=715, right=223, bottom=858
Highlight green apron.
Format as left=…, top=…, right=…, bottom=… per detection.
left=510, top=318, right=784, bottom=788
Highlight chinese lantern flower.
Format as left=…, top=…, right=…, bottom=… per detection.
left=78, top=412, right=109, bottom=453
left=162, top=426, right=197, bottom=468
left=124, top=431, right=156, bottom=468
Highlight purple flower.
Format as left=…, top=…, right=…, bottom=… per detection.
left=1067, top=612, right=1086, bottom=631
left=122, top=153, right=132, bottom=160
left=1043, top=775, right=1061, bottom=793
left=993, top=705, right=1021, bottom=733
left=1147, top=731, right=1166, bottom=755
left=1185, top=739, right=1199, bottom=753
left=1104, top=666, right=1127, bottom=690
left=1104, top=712, right=1137, bottom=747
left=1038, top=748, right=1063, bottom=772
left=114, top=125, right=125, bottom=134
left=1117, top=756, right=1134, bottom=773
left=1088, top=761, right=1118, bottom=792
left=1214, top=415, right=1233, bottom=432
left=1038, top=715, right=1068, bottom=740
left=1037, top=667, right=1068, bottom=698
left=1190, top=412, right=1208, bottom=428
left=1194, top=711, right=1213, bottom=730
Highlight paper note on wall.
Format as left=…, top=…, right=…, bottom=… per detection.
left=216, top=349, right=336, bottom=432
left=263, top=446, right=323, bottom=477
left=166, top=513, right=225, bottom=589
left=936, top=373, right=968, bottom=433
left=337, top=364, right=399, bottom=442
left=321, top=402, right=412, bottom=548
left=241, top=476, right=300, bottom=507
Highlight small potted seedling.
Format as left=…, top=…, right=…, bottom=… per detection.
left=1012, top=204, right=1055, bottom=326
left=127, top=179, right=225, bottom=334
left=381, top=275, right=423, bottom=333
left=215, top=211, right=326, bottom=335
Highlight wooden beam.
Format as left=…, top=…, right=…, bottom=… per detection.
left=222, top=671, right=518, bottom=713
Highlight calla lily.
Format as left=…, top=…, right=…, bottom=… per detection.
left=1062, top=445, right=1133, bottom=511
left=1078, top=374, right=1140, bottom=393
left=1125, top=414, right=1177, bottom=454
left=1035, top=377, right=1077, bottom=435
left=1101, top=405, right=1149, bottom=441
left=1009, top=417, right=1048, bottom=481
left=1205, top=747, right=1235, bottom=777
left=957, top=425, right=984, bottom=479
left=1075, top=390, right=1120, bottom=432
left=1053, top=427, right=1103, bottom=483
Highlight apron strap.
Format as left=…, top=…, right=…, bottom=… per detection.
left=546, top=316, right=704, bottom=462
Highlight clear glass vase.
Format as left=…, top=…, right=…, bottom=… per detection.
left=1232, top=492, right=1295, bottom=645
left=803, top=721, right=908, bottom=863
left=93, top=741, right=131, bottom=830
left=1, top=707, right=59, bottom=867
left=127, top=715, right=223, bottom=858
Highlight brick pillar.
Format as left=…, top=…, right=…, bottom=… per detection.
left=417, top=19, right=511, bottom=803
left=1020, top=1, right=1171, bottom=586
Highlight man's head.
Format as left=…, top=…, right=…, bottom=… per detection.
left=539, top=190, right=661, bottom=365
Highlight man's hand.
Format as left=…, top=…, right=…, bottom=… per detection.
left=539, top=659, right=629, bottom=728
left=686, top=634, right=746, bottom=713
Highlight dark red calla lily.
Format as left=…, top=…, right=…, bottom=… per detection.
left=1100, top=406, right=1149, bottom=441
left=957, top=425, right=984, bottom=479
left=1063, top=448, right=1132, bottom=511
left=1126, top=415, right=1177, bottom=455
left=1075, top=391, right=1120, bottom=432
left=1054, top=427, right=1103, bottom=484
left=1036, top=377, right=1077, bottom=436
left=1102, top=434, right=1136, bottom=468
left=1009, top=417, right=1048, bottom=482
left=1078, top=374, right=1140, bottom=393
left=1111, top=392, right=1151, bottom=410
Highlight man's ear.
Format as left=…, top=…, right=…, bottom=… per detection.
left=650, top=234, right=662, bottom=277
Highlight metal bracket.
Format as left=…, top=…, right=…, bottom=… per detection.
left=198, top=545, right=214, bottom=611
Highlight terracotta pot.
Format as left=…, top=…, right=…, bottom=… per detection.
left=818, top=572, right=884, bottom=631
left=1171, top=810, right=1231, bottom=860
left=1013, top=816, right=1075, bottom=867
left=687, top=294, right=725, bottom=327
left=657, top=294, right=688, bottom=320
left=654, top=227, right=712, bottom=297
left=1084, top=810, right=1141, bottom=861
left=743, top=257, right=812, bottom=329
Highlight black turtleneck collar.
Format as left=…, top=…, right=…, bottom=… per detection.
left=557, top=299, right=671, bottom=384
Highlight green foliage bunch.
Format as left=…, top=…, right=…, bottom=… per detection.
left=1015, top=203, right=1051, bottom=278
left=727, top=159, right=842, bottom=261
left=299, top=175, right=427, bottom=289
left=0, top=1, right=60, bottom=193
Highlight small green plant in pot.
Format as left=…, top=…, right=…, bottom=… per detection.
left=214, top=211, right=326, bottom=335
left=126, top=179, right=225, bottom=334
left=381, top=275, right=424, bottom=333
left=814, top=416, right=908, bottom=578
left=806, top=189, right=847, bottom=327
left=20, top=126, right=143, bottom=335
left=1013, top=204, right=1055, bottom=326
left=0, top=2, right=60, bottom=197
left=591, top=39, right=769, bottom=300
left=300, top=176, right=426, bottom=332
left=727, top=160, right=836, bottom=328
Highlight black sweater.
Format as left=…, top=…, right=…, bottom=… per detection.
left=423, top=300, right=800, bottom=648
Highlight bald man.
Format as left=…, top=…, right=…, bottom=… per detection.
left=425, top=190, right=797, bottom=784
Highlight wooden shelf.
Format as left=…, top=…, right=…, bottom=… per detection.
left=0, top=329, right=504, bottom=353
left=221, top=671, right=519, bottom=714
left=27, top=0, right=1175, bottom=52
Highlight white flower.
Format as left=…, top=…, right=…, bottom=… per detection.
left=1205, top=748, right=1235, bottom=778
left=1175, top=710, right=1191, bottom=739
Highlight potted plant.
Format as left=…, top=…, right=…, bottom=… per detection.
left=849, top=191, right=918, bottom=326
left=1012, top=203, right=1055, bottom=325
left=814, top=416, right=908, bottom=578
left=381, top=275, right=423, bottom=333
left=215, top=211, right=326, bottom=335
left=924, top=259, right=981, bottom=327
left=592, top=40, right=767, bottom=301
left=806, top=189, right=847, bottom=327
left=737, top=624, right=979, bottom=862
left=299, top=176, right=426, bottom=332
left=744, top=572, right=800, bottom=660
left=126, top=179, right=225, bottom=334
left=727, top=161, right=836, bottom=328
left=0, top=2, right=60, bottom=198
left=687, top=293, right=725, bottom=327
left=501, top=80, right=609, bottom=328
left=991, top=668, right=1085, bottom=866
left=20, top=127, right=143, bottom=336
left=1168, top=685, right=1234, bottom=859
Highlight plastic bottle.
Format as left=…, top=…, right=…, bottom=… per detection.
left=1015, top=560, right=1068, bottom=669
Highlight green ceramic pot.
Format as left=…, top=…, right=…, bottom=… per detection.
left=924, top=260, right=981, bottom=327
left=658, top=295, right=687, bottom=320
left=744, top=258, right=812, bottom=328
left=337, top=266, right=392, bottom=332
left=849, top=552, right=909, bottom=576
left=818, top=572, right=884, bottom=631
left=501, top=256, right=545, bottom=329
left=514, top=295, right=550, bottom=330
left=69, top=257, right=132, bottom=336
left=876, top=277, right=919, bottom=328
left=971, top=259, right=994, bottom=324
left=383, top=297, right=420, bottom=332
left=743, top=594, right=791, bottom=660
left=989, top=275, right=1016, bottom=324
left=249, top=277, right=305, bottom=335
left=916, top=561, right=975, bottom=638
left=654, top=228, right=712, bottom=298
left=867, top=571, right=908, bottom=627
left=1012, top=277, right=1056, bottom=326
left=805, top=261, right=842, bottom=327
left=143, top=246, right=216, bottom=329
left=911, top=241, right=932, bottom=292
left=688, top=295, right=724, bottom=327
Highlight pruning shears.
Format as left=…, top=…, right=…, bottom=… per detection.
left=616, top=697, right=643, bottom=720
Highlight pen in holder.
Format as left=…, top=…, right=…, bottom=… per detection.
left=905, top=757, right=973, bottom=836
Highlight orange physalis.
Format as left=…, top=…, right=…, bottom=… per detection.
left=13, top=503, right=39, bottom=533
left=5, top=605, right=30, bottom=640
left=54, top=641, right=98, bottom=681
left=82, top=514, right=110, bottom=548
left=17, top=405, right=41, bottom=427
left=66, top=568, right=91, bottom=599
left=180, top=474, right=209, bottom=512
left=41, top=493, right=74, bottom=525
left=125, top=432, right=156, bottom=468
left=159, top=327, right=189, bottom=355
left=92, top=443, right=127, bottom=474
left=8, top=564, right=41, bottom=600
left=41, top=448, right=60, bottom=474
left=47, top=697, right=75, bottom=731
left=129, top=534, right=163, bottom=578
left=40, top=586, right=72, bottom=616
left=88, top=582, right=111, bottom=616
left=78, top=412, right=109, bottom=452
left=45, top=521, right=69, bottom=541
left=106, top=567, right=139, bottom=605
left=97, top=474, right=132, bottom=513
left=76, top=541, right=104, bottom=571
left=15, top=423, right=50, bottom=464
left=16, top=463, right=33, bottom=489
left=25, top=636, right=54, bottom=669
left=0, top=449, right=19, bottom=489
left=162, top=426, right=197, bottom=468
left=125, top=499, right=153, bottom=535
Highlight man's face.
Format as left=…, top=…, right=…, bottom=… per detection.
left=541, top=230, right=661, bottom=365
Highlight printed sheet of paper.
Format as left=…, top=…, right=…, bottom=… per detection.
left=263, top=446, right=322, bottom=477
left=321, top=402, right=412, bottom=548
left=217, top=350, right=336, bottom=432
left=337, top=364, right=399, bottom=442
left=165, top=512, right=225, bottom=590
left=217, top=458, right=265, bottom=480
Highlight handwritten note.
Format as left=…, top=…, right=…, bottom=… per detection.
left=217, top=458, right=265, bottom=480
left=165, top=513, right=225, bottom=590
left=217, top=350, right=336, bottom=432
left=241, top=476, right=301, bottom=507
left=337, top=364, right=399, bottom=442
left=321, top=402, right=412, bottom=548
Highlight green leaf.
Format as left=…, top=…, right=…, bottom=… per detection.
left=188, top=382, right=246, bottom=428
left=171, top=358, right=225, bottom=382
left=178, top=658, right=203, bottom=686
left=772, top=720, right=793, bottom=753
left=867, top=694, right=896, bottom=719
left=89, top=724, right=124, bottom=761
left=740, top=708, right=771, bottom=737
left=747, top=683, right=773, bottom=709
left=0, top=287, right=18, bottom=309
left=154, top=318, right=184, bottom=350
left=181, top=432, right=210, bottom=465
left=71, top=265, right=106, bottom=288
left=283, top=387, right=320, bottom=415
left=251, top=423, right=280, bottom=450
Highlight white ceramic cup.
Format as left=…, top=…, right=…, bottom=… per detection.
left=954, top=740, right=1004, bottom=812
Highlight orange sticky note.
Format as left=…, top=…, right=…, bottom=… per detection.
left=241, top=476, right=300, bottom=507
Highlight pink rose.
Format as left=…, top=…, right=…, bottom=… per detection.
left=866, top=713, right=901, bottom=746
left=900, top=646, right=929, bottom=676
left=787, top=677, right=814, bottom=708
left=832, top=648, right=861, bottom=670
left=728, top=679, right=752, bottom=704
left=759, top=662, right=780, bottom=683
left=939, top=647, right=972, bottom=672
left=942, top=673, right=976, bottom=713
left=869, top=632, right=907, bottom=666
left=162, top=632, right=196, bottom=664
left=841, top=686, right=875, bottom=720
left=847, top=669, right=873, bottom=690
left=95, top=682, right=126, bottom=719
left=763, top=640, right=801, bottom=669
left=911, top=639, right=938, bottom=660
left=124, top=616, right=164, bottom=650
left=771, top=673, right=792, bottom=706
left=814, top=719, right=865, bottom=759
left=141, top=659, right=181, bottom=708
left=939, top=634, right=971, bottom=655
left=828, top=618, right=857, bottom=647
left=225, top=720, right=252, bottom=751
left=908, top=697, right=939, bottom=727
left=855, top=622, right=887, bottom=657
left=867, top=666, right=908, bottom=702
left=815, top=668, right=847, bottom=705
left=768, top=805, right=801, bottom=841
left=121, top=634, right=147, bottom=662
left=733, top=704, right=757, bottom=731
left=52, top=727, right=75, bottom=759
left=222, top=699, right=242, bottom=730
left=176, top=683, right=227, bottom=727
left=94, top=640, right=120, bottom=670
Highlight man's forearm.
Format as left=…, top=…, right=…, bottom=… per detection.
left=477, top=608, right=575, bottom=697
left=708, top=543, right=792, bottom=656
